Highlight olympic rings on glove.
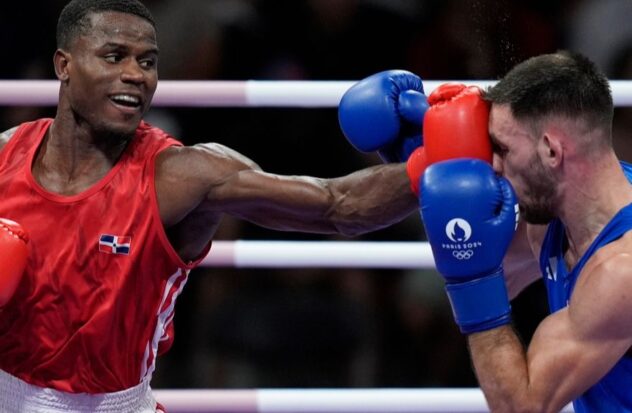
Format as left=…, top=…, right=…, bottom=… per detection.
left=452, top=250, right=474, bottom=260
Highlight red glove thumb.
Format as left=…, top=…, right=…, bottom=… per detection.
left=406, top=146, right=428, bottom=196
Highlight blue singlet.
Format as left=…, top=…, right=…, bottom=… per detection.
left=539, top=161, right=632, bottom=412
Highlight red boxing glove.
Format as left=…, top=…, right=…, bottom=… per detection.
left=0, top=218, right=28, bottom=307
left=406, top=146, right=428, bottom=196
left=423, top=83, right=493, bottom=166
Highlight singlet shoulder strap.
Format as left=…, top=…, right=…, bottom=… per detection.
left=569, top=203, right=632, bottom=293
left=0, top=119, right=52, bottom=167
left=539, top=218, right=565, bottom=274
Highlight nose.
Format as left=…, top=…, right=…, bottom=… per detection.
left=120, top=59, right=145, bottom=84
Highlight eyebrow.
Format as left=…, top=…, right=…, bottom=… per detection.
left=102, top=42, right=159, bottom=55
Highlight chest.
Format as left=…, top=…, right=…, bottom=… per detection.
left=31, top=156, right=116, bottom=197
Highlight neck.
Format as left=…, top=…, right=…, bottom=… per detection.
left=559, top=151, right=632, bottom=261
left=33, top=114, right=133, bottom=195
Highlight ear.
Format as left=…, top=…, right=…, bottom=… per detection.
left=53, top=49, right=71, bottom=82
left=541, top=132, right=563, bottom=168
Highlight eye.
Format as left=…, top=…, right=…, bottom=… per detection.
left=104, top=53, right=122, bottom=63
left=139, top=58, right=157, bottom=70
left=492, top=141, right=509, bottom=157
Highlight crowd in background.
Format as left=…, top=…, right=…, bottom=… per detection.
left=1, top=0, right=632, bottom=389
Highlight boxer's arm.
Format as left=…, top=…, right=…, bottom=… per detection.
left=468, top=246, right=632, bottom=412
left=0, top=127, right=18, bottom=151
left=503, top=221, right=546, bottom=299
left=156, top=143, right=417, bottom=236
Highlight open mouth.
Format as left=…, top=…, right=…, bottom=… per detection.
left=109, top=94, right=142, bottom=110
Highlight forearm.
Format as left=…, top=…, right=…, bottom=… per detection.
left=209, top=162, right=417, bottom=235
left=420, top=159, right=544, bottom=410
left=468, top=326, right=542, bottom=413
left=328, top=163, right=417, bottom=236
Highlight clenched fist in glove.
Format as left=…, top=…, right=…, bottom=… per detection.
left=406, top=83, right=493, bottom=195
left=0, top=218, right=28, bottom=307
left=338, top=70, right=429, bottom=163
left=421, top=159, right=519, bottom=334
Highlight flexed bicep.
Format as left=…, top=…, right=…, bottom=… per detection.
left=469, top=249, right=632, bottom=413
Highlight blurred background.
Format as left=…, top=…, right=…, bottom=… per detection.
left=1, top=0, right=632, bottom=389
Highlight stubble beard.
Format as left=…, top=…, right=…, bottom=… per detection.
left=519, top=153, right=557, bottom=225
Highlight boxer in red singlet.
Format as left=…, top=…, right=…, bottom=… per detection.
left=0, top=0, right=421, bottom=411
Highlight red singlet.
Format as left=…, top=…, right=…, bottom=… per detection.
left=0, top=119, right=209, bottom=393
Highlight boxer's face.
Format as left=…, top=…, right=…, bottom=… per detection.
left=57, top=11, right=158, bottom=140
left=490, top=104, right=556, bottom=225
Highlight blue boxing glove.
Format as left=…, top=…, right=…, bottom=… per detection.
left=338, top=70, right=429, bottom=163
left=420, top=159, right=519, bottom=334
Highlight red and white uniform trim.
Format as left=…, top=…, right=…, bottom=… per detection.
left=140, top=268, right=189, bottom=381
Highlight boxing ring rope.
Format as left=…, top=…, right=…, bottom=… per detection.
left=3, top=80, right=582, bottom=412
left=151, top=388, right=575, bottom=413
left=202, top=241, right=435, bottom=268
left=2, top=79, right=632, bottom=107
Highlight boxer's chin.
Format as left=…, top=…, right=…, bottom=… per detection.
left=93, top=121, right=137, bottom=145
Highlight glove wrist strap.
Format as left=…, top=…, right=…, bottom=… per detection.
left=445, top=268, right=511, bottom=334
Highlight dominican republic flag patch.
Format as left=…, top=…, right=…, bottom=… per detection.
left=99, top=234, right=132, bottom=255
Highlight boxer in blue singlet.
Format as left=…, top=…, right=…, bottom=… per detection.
left=538, top=161, right=632, bottom=412
left=418, top=51, right=632, bottom=413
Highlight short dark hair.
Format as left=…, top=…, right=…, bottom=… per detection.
left=56, top=0, right=155, bottom=49
left=485, top=51, right=613, bottom=136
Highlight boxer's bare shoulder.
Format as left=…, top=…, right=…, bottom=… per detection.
left=0, top=127, right=18, bottom=151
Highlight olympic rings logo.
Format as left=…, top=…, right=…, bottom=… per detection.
left=452, top=250, right=474, bottom=260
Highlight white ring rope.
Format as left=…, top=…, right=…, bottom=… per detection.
left=151, top=388, right=575, bottom=413
left=1, top=80, right=632, bottom=107
left=202, top=241, right=435, bottom=269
